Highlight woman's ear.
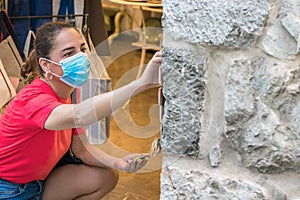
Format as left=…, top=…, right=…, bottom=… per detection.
left=39, top=58, right=50, bottom=73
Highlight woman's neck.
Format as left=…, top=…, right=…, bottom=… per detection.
left=40, top=77, right=73, bottom=99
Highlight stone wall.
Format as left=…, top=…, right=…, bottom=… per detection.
left=161, top=0, right=300, bottom=199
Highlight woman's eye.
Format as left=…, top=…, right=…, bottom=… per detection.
left=64, top=52, right=75, bottom=57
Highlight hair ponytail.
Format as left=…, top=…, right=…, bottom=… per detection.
left=21, top=50, right=40, bottom=85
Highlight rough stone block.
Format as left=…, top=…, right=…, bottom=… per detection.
left=160, top=165, right=287, bottom=200
left=162, top=0, right=268, bottom=47
left=161, top=47, right=206, bottom=156
left=224, top=57, right=300, bottom=173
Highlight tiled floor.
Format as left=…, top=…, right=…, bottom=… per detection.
left=99, top=33, right=162, bottom=200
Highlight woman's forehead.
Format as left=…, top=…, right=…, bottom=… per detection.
left=52, top=28, right=85, bottom=51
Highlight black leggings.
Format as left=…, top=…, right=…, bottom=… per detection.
left=54, top=149, right=84, bottom=169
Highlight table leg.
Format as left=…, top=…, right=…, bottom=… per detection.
left=136, top=47, right=147, bottom=79
left=108, top=5, right=133, bottom=45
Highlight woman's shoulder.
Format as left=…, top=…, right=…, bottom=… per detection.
left=18, top=78, right=53, bottom=96
left=12, top=78, right=57, bottom=106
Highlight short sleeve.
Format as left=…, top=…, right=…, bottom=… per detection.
left=72, top=127, right=86, bottom=135
left=24, top=94, right=62, bottom=129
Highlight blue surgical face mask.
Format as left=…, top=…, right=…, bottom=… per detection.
left=42, top=52, right=90, bottom=88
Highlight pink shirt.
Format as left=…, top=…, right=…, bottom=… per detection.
left=0, top=78, right=80, bottom=184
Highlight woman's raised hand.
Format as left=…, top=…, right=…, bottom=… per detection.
left=138, top=51, right=162, bottom=87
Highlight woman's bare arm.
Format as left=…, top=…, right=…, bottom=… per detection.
left=71, top=134, right=149, bottom=172
left=44, top=51, right=162, bottom=130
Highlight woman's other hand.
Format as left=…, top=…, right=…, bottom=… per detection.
left=115, top=153, right=150, bottom=173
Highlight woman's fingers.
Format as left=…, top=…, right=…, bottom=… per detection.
left=151, top=51, right=162, bottom=64
left=124, top=154, right=150, bottom=172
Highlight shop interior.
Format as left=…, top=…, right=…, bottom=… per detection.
left=100, top=2, right=163, bottom=199
left=0, top=0, right=162, bottom=199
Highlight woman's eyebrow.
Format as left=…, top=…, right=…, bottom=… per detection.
left=61, top=46, right=75, bottom=52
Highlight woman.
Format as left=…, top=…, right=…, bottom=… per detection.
left=0, top=21, right=162, bottom=199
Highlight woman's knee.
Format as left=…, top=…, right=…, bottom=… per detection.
left=102, top=168, right=119, bottom=190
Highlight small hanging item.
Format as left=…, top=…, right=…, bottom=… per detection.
left=150, top=138, right=161, bottom=157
